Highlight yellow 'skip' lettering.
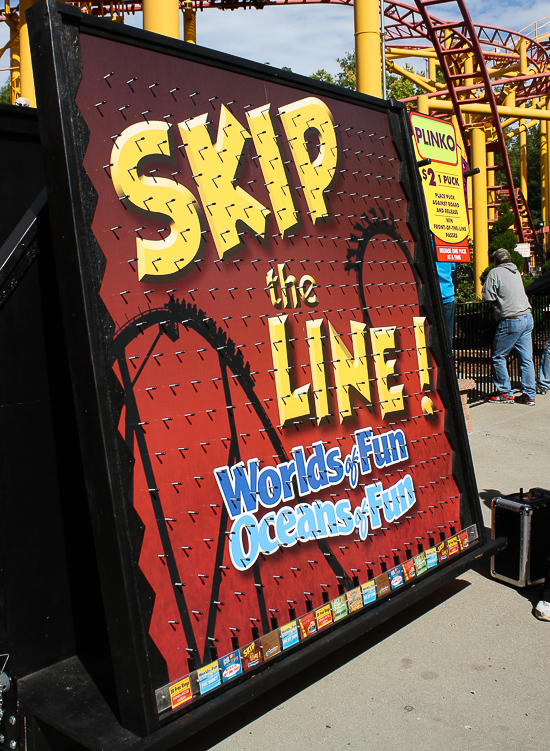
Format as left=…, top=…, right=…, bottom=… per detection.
left=179, top=106, right=270, bottom=259
left=110, top=121, right=205, bottom=282
left=246, top=104, right=299, bottom=238
left=110, top=98, right=341, bottom=281
left=279, top=97, right=338, bottom=224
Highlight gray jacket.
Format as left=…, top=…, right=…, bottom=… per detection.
left=481, top=262, right=531, bottom=321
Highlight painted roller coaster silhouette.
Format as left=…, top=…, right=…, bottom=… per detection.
left=109, top=209, right=421, bottom=666
left=111, top=291, right=363, bottom=664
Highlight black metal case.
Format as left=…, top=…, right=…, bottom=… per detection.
left=491, top=488, right=550, bottom=587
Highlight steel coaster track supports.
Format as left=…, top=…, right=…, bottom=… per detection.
left=541, top=106, right=549, bottom=237
left=518, top=40, right=528, bottom=202
left=184, top=0, right=197, bottom=43
left=19, top=0, right=38, bottom=106
left=471, top=126, right=488, bottom=294
left=354, top=0, right=382, bottom=96
left=411, top=0, right=525, bottom=244
left=142, top=0, right=179, bottom=38
left=382, top=4, right=550, bottom=109
left=4, top=0, right=549, bottom=248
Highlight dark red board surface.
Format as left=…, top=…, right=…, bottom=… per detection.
left=73, top=33, right=464, bottom=686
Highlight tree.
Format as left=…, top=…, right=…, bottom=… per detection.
left=386, top=68, right=419, bottom=100
left=493, top=124, right=541, bottom=228
left=479, top=199, right=527, bottom=285
left=488, top=198, right=518, bottom=256
left=0, top=80, right=10, bottom=104
left=310, top=51, right=355, bottom=90
left=311, top=52, right=420, bottom=99
left=506, top=125, right=542, bottom=226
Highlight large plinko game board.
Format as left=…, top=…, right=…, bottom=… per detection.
left=25, top=0, right=493, bottom=743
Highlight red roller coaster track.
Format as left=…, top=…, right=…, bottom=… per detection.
left=384, top=0, right=549, bottom=242
left=409, top=0, right=525, bottom=239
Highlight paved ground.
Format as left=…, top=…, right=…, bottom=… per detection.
left=192, top=393, right=550, bottom=751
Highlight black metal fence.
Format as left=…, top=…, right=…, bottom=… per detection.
left=453, top=296, right=550, bottom=399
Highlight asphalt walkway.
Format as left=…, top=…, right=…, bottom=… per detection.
left=194, top=393, right=550, bottom=751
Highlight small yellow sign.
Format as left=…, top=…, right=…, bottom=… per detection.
left=169, top=676, right=193, bottom=710
left=410, top=113, right=470, bottom=262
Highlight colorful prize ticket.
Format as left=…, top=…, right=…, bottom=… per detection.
left=389, top=565, right=404, bottom=590
left=331, top=595, right=348, bottom=622
left=448, top=535, right=460, bottom=556
left=375, top=572, right=391, bottom=598
left=362, top=580, right=377, bottom=604
left=315, top=603, right=333, bottom=631
left=347, top=587, right=363, bottom=613
left=197, top=661, right=221, bottom=695
left=414, top=551, right=427, bottom=575
left=169, top=676, right=193, bottom=710
left=402, top=558, right=416, bottom=581
left=261, top=630, right=282, bottom=661
left=426, top=547, right=438, bottom=568
left=280, top=621, right=300, bottom=650
left=299, top=612, right=317, bottom=640
left=437, top=540, right=449, bottom=562
left=241, top=640, right=263, bottom=671
left=220, top=650, right=243, bottom=682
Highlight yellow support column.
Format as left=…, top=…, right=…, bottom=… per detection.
left=519, top=120, right=528, bottom=198
left=462, top=54, right=473, bottom=126
left=540, top=120, right=548, bottom=226
left=7, top=12, right=21, bottom=103
left=487, top=151, right=496, bottom=224
left=471, top=126, right=489, bottom=295
left=519, top=40, right=528, bottom=200
left=416, top=94, right=428, bottom=114
left=354, top=0, right=382, bottom=97
left=547, top=101, right=550, bottom=243
left=428, top=57, right=437, bottom=83
left=542, top=116, right=549, bottom=244
left=184, top=0, right=196, bottom=43
left=143, top=0, right=180, bottom=39
left=19, top=0, right=37, bottom=106
left=544, top=99, right=550, bottom=243
left=519, top=39, right=528, bottom=78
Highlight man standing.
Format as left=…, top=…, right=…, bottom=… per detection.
left=526, top=267, right=550, bottom=396
left=481, top=248, right=536, bottom=405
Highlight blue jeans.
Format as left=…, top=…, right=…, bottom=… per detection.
left=538, top=336, right=550, bottom=393
left=492, top=312, right=536, bottom=399
left=442, top=299, right=455, bottom=345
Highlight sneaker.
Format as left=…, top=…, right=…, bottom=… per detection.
left=536, top=385, right=548, bottom=395
left=488, top=393, right=514, bottom=404
left=515, top=393, right=536, bottom=406
left=534, top=601, right=550, bottom=621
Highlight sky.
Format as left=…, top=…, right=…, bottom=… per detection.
left=185, top=0, right=550, bottom=77
left=1, top=0, right=549, bottom=86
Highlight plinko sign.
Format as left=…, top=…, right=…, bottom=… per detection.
left=410, top=112, right=470, bottom=263
left=30, top=3, right=484, bottom=733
